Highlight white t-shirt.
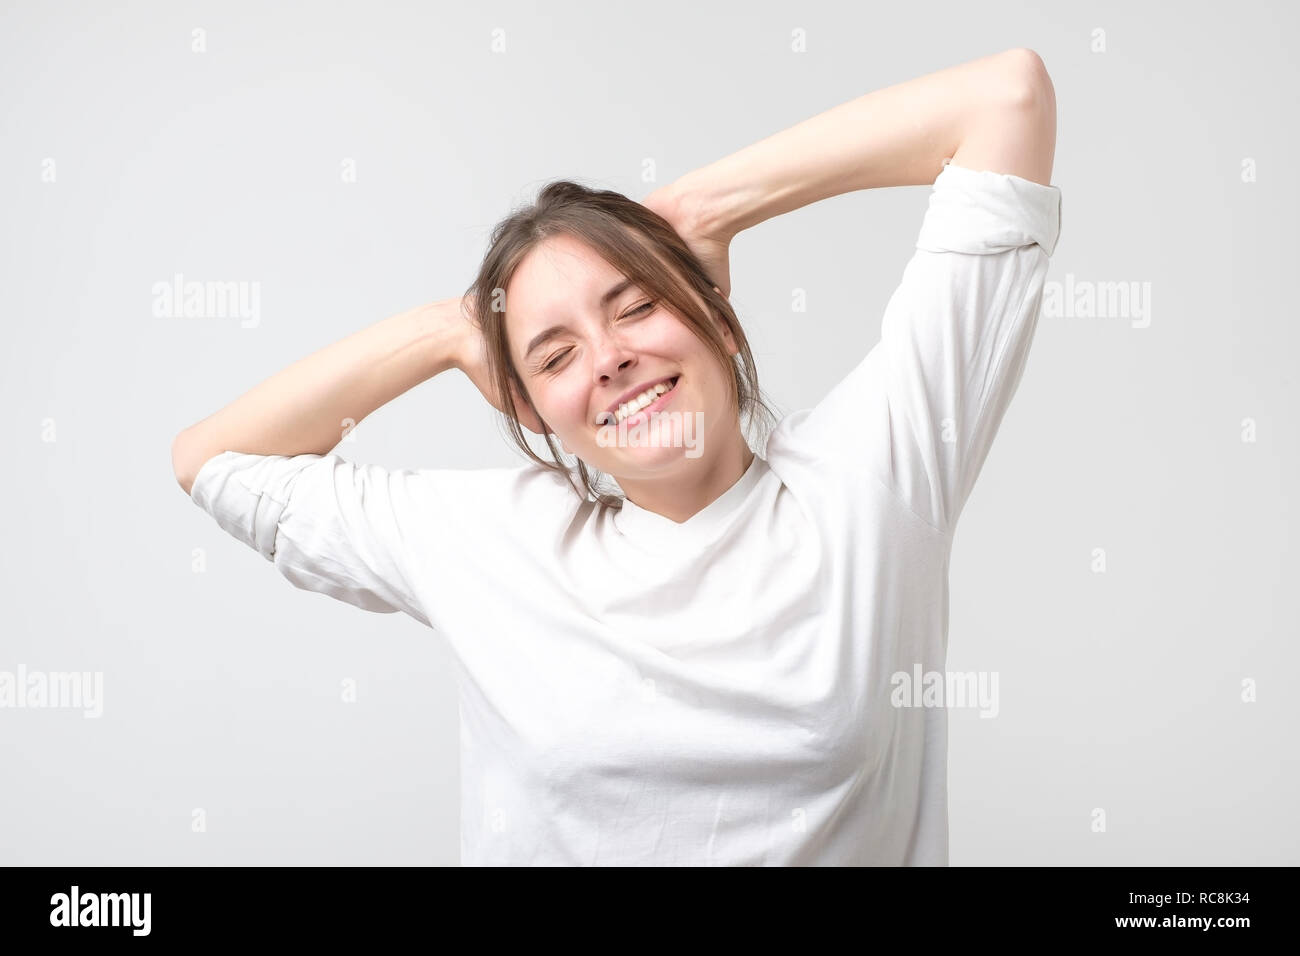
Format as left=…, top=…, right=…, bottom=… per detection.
left=188, top=162, right=1062, bottom=865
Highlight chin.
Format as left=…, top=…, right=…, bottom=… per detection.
left=607, top=444, right=700, bottom=476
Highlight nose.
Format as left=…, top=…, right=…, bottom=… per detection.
left=591, top=328, right=637, bottom=385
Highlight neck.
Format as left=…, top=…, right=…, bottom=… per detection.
left=615, top=432, right=755, bottom=525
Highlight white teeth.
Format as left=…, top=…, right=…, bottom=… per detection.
left=602, top=378, right=676, bottom=425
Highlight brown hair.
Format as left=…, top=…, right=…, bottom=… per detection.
left=461, top=179, right=779, bottom=509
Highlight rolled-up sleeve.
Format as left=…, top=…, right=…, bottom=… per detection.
left=769, top=162, right=1063, bottom=535
left=189, top=450, right=433, bottom=626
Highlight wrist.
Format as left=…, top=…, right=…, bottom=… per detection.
left=674, top=165, right=762, bottom=243
left=413, top=298, right=471, bottom=378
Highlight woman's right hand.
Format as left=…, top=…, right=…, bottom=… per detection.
left=452, top=294, right=546, bottom=435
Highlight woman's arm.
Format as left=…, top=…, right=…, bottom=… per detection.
left=171, top=299, right=467, bottom=497
left=658, top=48, right=1055, bottom=248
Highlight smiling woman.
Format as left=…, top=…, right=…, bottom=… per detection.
left=460, top=181, right=780, bottom=514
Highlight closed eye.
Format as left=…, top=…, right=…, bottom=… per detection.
left=540, top=301, right=656, bottom=371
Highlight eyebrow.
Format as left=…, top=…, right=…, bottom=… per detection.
left=523, top=278, right=635, bottom=360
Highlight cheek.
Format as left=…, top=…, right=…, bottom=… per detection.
left=544, top=380, right=592, bottom=428
left=626, top=323, right=701, bottom=378
left=665, top=327, right=716, bottom=377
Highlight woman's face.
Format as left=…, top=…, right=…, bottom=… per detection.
left=506, top=233, right=739, bottom=482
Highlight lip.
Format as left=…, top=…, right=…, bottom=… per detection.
left=597, top=375, right=679, bottom=427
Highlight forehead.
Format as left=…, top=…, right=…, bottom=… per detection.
left=508, top=233, right=621, bottom=318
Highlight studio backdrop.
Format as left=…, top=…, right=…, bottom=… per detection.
left=0, top=0, right=1294, bottom=865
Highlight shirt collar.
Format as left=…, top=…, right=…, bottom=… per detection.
left=611, top=452, right=769, bottom=552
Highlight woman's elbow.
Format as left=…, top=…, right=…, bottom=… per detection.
left=1001, top=48, right=1055, bottom=117
left=172, top=429, right=198, bottom=497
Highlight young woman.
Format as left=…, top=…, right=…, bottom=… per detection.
left=172, top=48, right=1061, bottom=866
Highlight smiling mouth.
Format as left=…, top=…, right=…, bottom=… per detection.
left=596, top=376, right=680, bottom=428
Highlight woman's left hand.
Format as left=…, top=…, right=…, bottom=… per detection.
left=641, top=183, right=733, bottom=301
